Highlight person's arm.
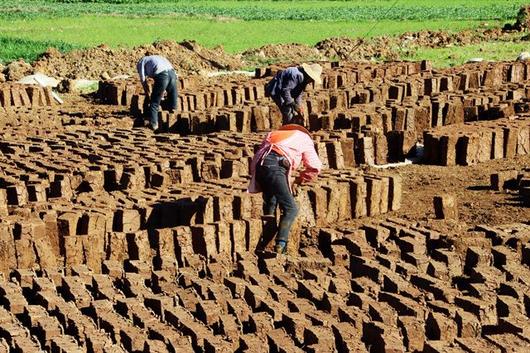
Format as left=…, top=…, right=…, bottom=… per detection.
left=297, top=135, right=323, bottom=183
left=137, top=60, right=150, bottom=98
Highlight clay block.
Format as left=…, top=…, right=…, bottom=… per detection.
left=433, top=194, right=458, bottom=220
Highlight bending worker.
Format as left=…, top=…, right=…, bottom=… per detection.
left=248, top=123, right=322, bottom=254
left=136, top=54, right=178, bottom=131
left=265, top=63, right=322, bottom=124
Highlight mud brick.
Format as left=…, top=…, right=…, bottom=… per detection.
left=379, top=292, right=424, bottom=318
left=233, top=194, right=252, bottom=220
left=6, top=184, right=28, bottom=206
left=237, top=334, right=267, bottom=352
left=455, top=337, right=501, bottom=353
left=453, top=310, right=481, bottom=339
left=358, top=136, right=375, bottom=165
left=0, top=292, right=27, bottom=314
left=338, top=139, right=355, bottom=168
left=464, top=246, right=491, bottom=273
left=126, top=231, right=152, bottom=262
left=230, top=220, right=247, bottom=255
left=485, top=333, right=530, bottom=352
left=423, top=340, right=466, bottom=353
left=516, top=126, right=530, bottom=155
left=445, top=101, right=464, bottom=125
left=10, top=87, right=22, bottom=107
left=503, top=127, right=517, bottom=158
left=49, top=178, right=73, bottom=198
left=459, top=134, right=480, bottom=165
left=31, top=222, right=58, bottom=270
left=398, top=316, right=425, bottom=352
left=0, top=87, right=11, bottom=108
left=362, top=321, right=404, bottom=353
left=423, top=132, right=440, bottom=164
left=0, top=225, right=17, bottom=273
left=246, top=219, right=262, bottom=252
left=325, top=141, right=345, bottom=169
left=425, top=312, right=458, bottom=341
left=267, top=328, right=305, bottom=353
left=522, top=244, right=530, bottom=267
left=373, top=134, right=388, bottom=165
left=195, top=299, right=222, bottom=326
left=173, top=226, right=194, bottom=267
left=304, top=326, right=335, bottom=352
left=332, top=321, right=367, bottom=352
left=307, top=187, right=328, bottom=226
left=508, top=63, right=524, bottom=82
left=0, top=189, right=7, bottom=215
left=433, top=194, right=458, bottom=220
left=366, top=177, right=383, bottom=216
left=106, top=232, right=128, bottom=262
left=251, top=106, right=270, bottom=131
left=439, top=134, right=458, bottom=165
left=50, top=336, right=84, bottom=353
left=281, top=312, right=311, bottom=345
left=490, top=170, right=519, bottom=191
left=152, top=228, right=176, bottom=262
left=13, top=225, right=38, bottom=270
left=454, top=295, right=497, bottom=325
left=113, top=208, right=141, bottom=233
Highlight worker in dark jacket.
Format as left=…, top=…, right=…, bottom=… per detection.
left=137, top=55, right=178, bottom=131
left=265, top=63, right=322, bottom=124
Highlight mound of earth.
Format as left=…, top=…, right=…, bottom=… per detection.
left=241, top=43, right=323, bottom=65
left=397, top=28, right=506, bottom=49
left=31, top=40, right=243, bottom=80
left=315, top=36, right=400, bottom=61
left=3, top=60, right=33, bottom=81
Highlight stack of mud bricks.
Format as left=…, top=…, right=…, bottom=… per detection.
left=0, top=125, right=402, bottom=273
left=0, top=217, right=528, bottom=352
left=423, top=115, right=530, bottom=165
left=97, top=60, right=530, bottom=167
left=490, top=168, right=530, bottom=205
left=0, top=83, right=55, bottom=110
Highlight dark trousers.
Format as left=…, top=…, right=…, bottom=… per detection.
left=150, top=69, right=178, bottom=127
left=256, top=152, right=298, bottom=245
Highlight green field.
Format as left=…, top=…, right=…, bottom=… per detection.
left=0, top=0, right=527, bottom=66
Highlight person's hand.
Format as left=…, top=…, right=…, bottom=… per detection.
left=294, top=104, right=304, bottom=118
left=292, top=176, right=303, bottom=196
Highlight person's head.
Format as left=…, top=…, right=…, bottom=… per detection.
left=300, top=63, right=322, bottom=85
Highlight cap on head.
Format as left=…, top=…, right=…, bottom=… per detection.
left=300, top=63, right=322, bottom=85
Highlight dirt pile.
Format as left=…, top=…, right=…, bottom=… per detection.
left=315, top=36, right=399, bottom=61
left=3, top=60, right=33, bottom=81
left=31, top=40, right=244, bottom=80
left=241, top=43, right=323, bottom=64
left=398, top=28, right=507, bottom=49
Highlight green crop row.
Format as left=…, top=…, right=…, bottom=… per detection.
left=0, top=0, right=525, bottom=21
left=0, top=37, right=79, bottom=65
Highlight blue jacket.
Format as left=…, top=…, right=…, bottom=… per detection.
left=266, top=67, right=308, bottom=107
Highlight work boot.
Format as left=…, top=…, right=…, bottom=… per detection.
left=274, top=243, right=286, bottom=254
left=256, top=215, right=277, bottom=252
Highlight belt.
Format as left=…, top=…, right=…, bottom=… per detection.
left=265, top=150, right=290, bottom=168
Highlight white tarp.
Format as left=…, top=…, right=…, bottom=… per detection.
left=18, top=72, right=60, bottom=87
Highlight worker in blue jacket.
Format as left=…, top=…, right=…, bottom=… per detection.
left=265, top=63, right=322, bottom=124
